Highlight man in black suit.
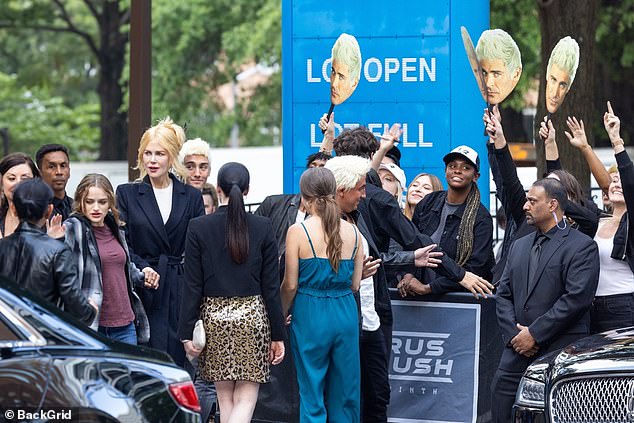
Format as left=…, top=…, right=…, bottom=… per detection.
left=492, top=177, right=599, bottom=422
left=255, top=151, right=332, bottom=258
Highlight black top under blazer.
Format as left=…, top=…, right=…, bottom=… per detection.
left=178, top=206, right=285, bottom=342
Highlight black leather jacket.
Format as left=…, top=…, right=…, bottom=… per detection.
left=0, top=221, right=96, bottom=324
left=254, top=193, right=302, bottom=258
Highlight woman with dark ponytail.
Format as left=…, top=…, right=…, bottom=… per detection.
left=281, top=167, right=363, bottom=422
left=225, top=178, right=249, bottom=264
left=179, top=162, right=285, bottom=423
left=0, top=179, right=97, bottom=324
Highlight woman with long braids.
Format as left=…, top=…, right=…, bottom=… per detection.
left=399, top=145, right=494, bottom=296
left=179, top=162, right=285, bottom=423
left=281, top=167, right=363, bottom=422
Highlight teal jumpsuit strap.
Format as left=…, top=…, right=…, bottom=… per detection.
left=350, top=225, right=358, bottom=259
left=300, top=222, right=317, bottom=258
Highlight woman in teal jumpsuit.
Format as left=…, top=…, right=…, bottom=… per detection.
left=281, top=167, right=363, bottom=422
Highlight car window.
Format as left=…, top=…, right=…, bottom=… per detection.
left=0, top=318, right=20, bottom=342
left=15, top=301, right=83, bottom=346
left=0, top=280, right=91, bottom=347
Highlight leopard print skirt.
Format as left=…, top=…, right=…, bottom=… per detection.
left=198, top=295, right=271, bottom=383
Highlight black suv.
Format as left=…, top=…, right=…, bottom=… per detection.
left=0, top=276, right=201, bottom=422
left=514, top=327, right=634, bottom=422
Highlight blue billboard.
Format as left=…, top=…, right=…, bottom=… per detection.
left=282, top=0, right=490, bottom=201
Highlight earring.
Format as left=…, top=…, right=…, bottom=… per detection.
left=553, top=211, right=567, bottom=230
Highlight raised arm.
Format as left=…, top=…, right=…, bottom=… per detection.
left=318, top=112, right=336, bottom=154
left=605, top=101, right=626, bottom=155
left=605, top=102, right=634, bottom=241
left=565, top=115, right=611, bottom=194
left=484, top=107, right=528, bottom=227
left=371, top=123, right=402, bottom=171
left=539, top=116, right=560, bottom=164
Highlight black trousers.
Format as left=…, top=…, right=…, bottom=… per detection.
left=591, top=293, right=634, bottom=334
left=491, top=368, right=524, bottom=423
left=360, top=328, right=390, bottom=423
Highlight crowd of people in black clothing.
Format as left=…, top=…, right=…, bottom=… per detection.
left=0, top=100, right=631, bottom=422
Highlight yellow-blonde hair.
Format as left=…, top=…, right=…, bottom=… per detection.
left=136, top=117, right=187, bottom=179
left=607, top=164, right=618, bottom=174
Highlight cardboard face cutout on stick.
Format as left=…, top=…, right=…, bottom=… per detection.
left=468, top=28, right=522, bottom=106
left=321, top=33, right=362, bottom=132
left=461, top=27, right=488, bottom=104
left=545, top=36, right=579, bottom=114
left=329, top=33, right=361, bottom=106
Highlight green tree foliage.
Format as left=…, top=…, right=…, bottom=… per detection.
left=1, top=0, right=283, bottom=157
left=222, top=0, right=281, bottom=146
left=492, top=0, right=634, bottom=149
left=0, top=72, right=99, bottom=158
left=151, top=0, right=281, bottom=147
left=594, top=0, right=634, bottom=146
left=0, top=0, right=128, bottom=160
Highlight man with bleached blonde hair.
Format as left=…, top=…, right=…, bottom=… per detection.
left=327, top=154, right=392, bottom=422
left=475, top=29, right=522, bottom=105
left=325, top=155, right=369, bottom=199
left=178, top=138, right=212, bottom=190
left=545, top=36, right=579, bottom=113
left=330, top=33, right=362, bottom=105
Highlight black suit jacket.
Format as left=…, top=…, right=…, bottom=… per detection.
left=116, top=174, right=204, bottom=272
left=495, top=226, right=599, bottom=372
left=116, top=174, right=204, bottom=357
left=178, top=207, right=284, bottom=342
left=254, top=193, right=301, bottom=258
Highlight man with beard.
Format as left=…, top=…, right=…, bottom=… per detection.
left=492, top=177, right=598, bottom=422
left=179, top=137, right=212, bottom=190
